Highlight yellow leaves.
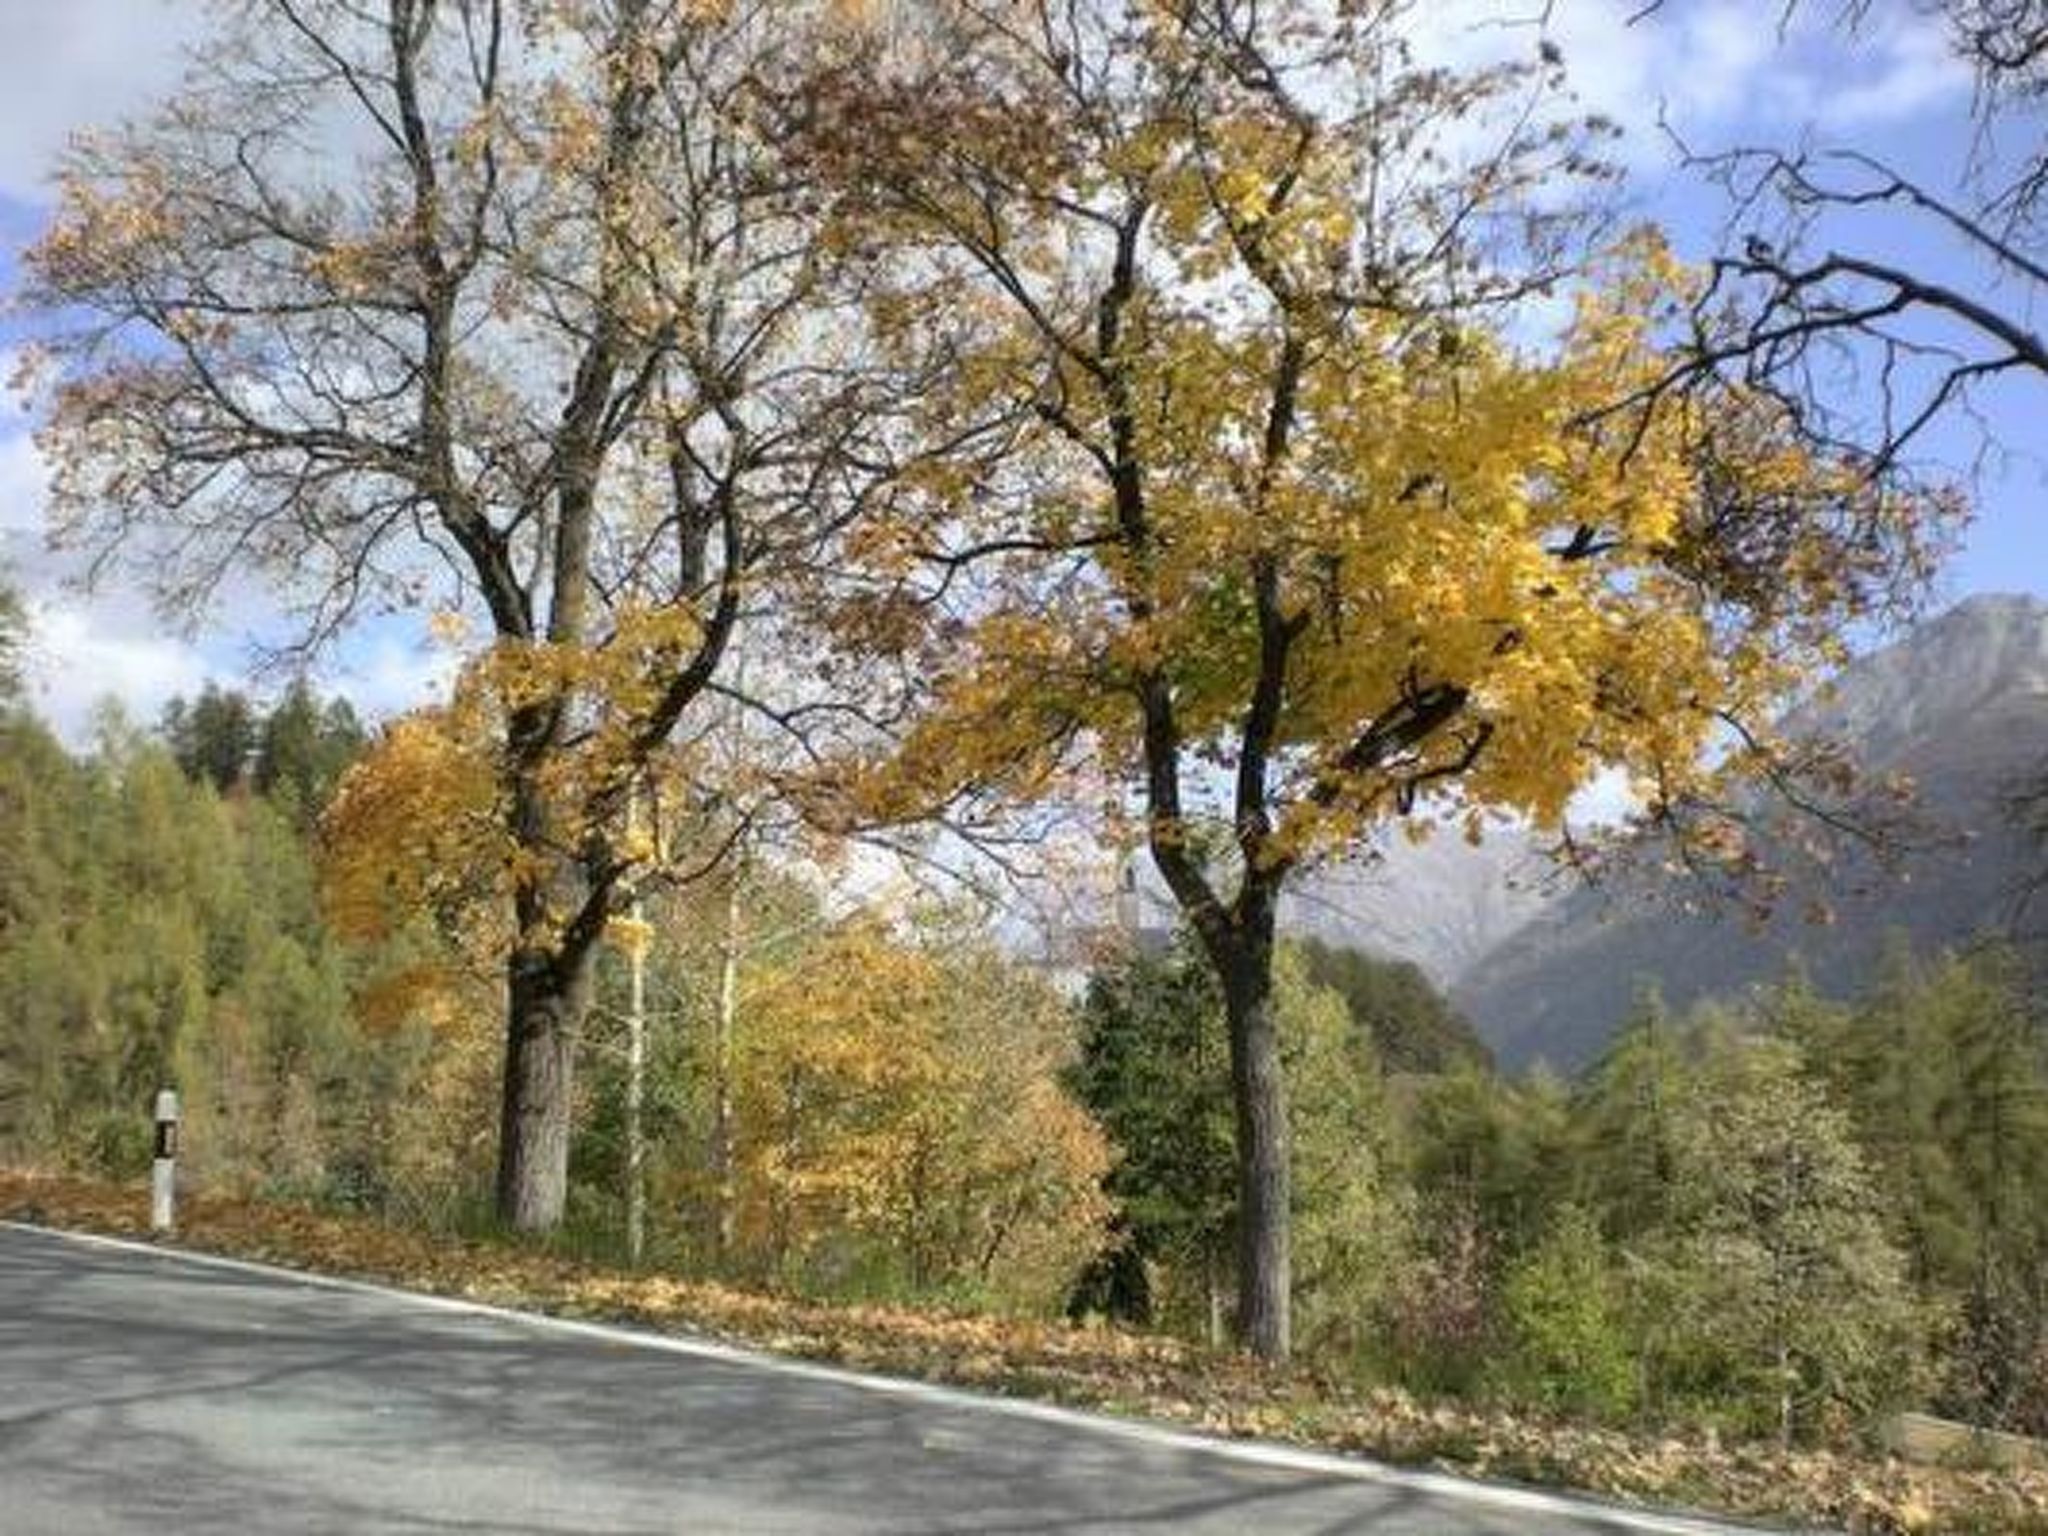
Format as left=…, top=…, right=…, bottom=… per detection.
left=322, top=590, right=735, bottom=990
left=534, top=78, right=606, bottom=177
left=1214, top=163, right=1274, bottom=224
left=321, top=709, right=503, bottom=947
left=353, top=960, right=474, bottom=1036
left=302, top=238, right=403, bottom=301
left=426, top=609, right=471, bottom=647
left=28, top=159, right=179, bottom=290
left=855, top=207, right=1905, bottom=858
left=721, top=921, right=1110, bottom=1298
left=606, top=911, right=654, bottom=958
left=821, top=0, right=882, bottom=32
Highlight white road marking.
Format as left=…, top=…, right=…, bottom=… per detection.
left=2, top=1221, right=1769, bottom=1535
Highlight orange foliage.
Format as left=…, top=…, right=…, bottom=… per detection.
left=728, top=921, right=1112, bottom=1306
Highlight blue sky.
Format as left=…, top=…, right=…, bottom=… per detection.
left=0, top=0, right=2039, bottom=740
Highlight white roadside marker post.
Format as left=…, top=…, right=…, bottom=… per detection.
left=151, top=1088, right=179, bottom=1235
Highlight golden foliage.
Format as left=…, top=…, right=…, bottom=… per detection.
left=727, top=921, right=1112, bottom=1304
left=322, top=710, right=503, bottom=943
left=804, top=10, right=1956, bottom=884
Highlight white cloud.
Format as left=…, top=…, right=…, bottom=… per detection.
left=0, top=414, right=439, bottom=743
left=328, top=626, right=460, bottom=721
left=0, top=414, right=206, bottom=739
left=1407, top=0, right=1973, bottom=173
left=0, top=1, right=204, bottom=204
left=0, top=429, right=46, bottom=534
left=1811, top=14, right=1972, bottom=130
left=16, top=593, right=212, bottom=743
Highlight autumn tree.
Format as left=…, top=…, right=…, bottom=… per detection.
left=799, top=0, right=1949, bottom=1358
left=23, top=0, right=890, bottom=1228
left=720, top=915, right=1111, bottom=1308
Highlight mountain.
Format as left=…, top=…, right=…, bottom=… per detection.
left=1283, top=826, right=1555, bottom=989
left=1452, top=593, right=2048, bottom=1072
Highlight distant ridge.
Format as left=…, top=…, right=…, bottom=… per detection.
left=1452, top=593, right=2048, bottom=1072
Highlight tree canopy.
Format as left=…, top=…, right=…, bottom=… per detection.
left=793, top=0, right=1954, bottom=1359
left=21, top=0, right=894, bottom=1229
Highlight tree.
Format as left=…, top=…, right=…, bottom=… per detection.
left=803, top=0, right=1947, bottom=1358
left=24, top=0, right=888, bottom=1229
left=1071, top=936, right=1405, bottom=1353
left=255, top=680, right=367, bottom=825
left=0, top=706, right=387, bottom=1197
left=1069, top=939, right=1247, bottom=1339
left=721, top=916, right=1111, bottom=1308
left=161, top=684, right=257, bottom=793
left=1773, top=947, right=2048, bottom=1431
left=1572, top=989, right=1688, bottom=1242
left=1294, top=936, right=1490, bottom=1075
left=1646, top=1030, right=1928, bottom=1444
left=1495, top=1204, right=1638, bottom=1421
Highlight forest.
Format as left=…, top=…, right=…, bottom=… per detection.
left=2, top=0, right=2045, bottom=1511
left=0, top=636, right=2040, bottom=1449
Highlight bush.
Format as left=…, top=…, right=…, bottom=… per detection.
left=1493, top=1205, right=1639, bottom=1420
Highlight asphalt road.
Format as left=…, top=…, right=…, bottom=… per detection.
left=0, top=1223, right=1761, bottom=1535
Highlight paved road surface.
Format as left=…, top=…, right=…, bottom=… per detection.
left=0, top=1223, right=1761, bottom=1535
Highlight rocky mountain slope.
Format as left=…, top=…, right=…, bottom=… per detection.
left=1283, top=826, right=1555, bottom=989
left=1451, top=593, right=2048, bottom=1071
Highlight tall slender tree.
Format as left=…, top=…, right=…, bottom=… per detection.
left=799, top=0, right=1951, bottom=1358
left=24, top=0, right=887, bottom=1228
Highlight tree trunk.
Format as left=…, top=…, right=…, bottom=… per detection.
left=496, top=945, right=593, bottom=1231
left=1221, top=934, right=1291, bottom=1362
left=624, top=892, right=647, bottom=1265
left=712, top=870, right=741, bottom=1258
left=1205, top=1240, right=1225, bottom=1350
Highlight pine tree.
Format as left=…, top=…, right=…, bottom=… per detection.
left=1648, top=1032, right=1927, bottom=1443
left=254, top=681, right=365, bottom=826
left=1573, top=989, right=1687, bottom=1242
left=161, top=684, right=256, bottom=793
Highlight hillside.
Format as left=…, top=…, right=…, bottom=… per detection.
left=1453, top=594, right=2048, bottom=1071
left=1283, top=827, right=1554, bottom=989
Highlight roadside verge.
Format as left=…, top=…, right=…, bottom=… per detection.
left=3, top=1169, right=2037, bottom=1535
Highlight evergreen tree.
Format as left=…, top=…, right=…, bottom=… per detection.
left=0, top=695, right=437, bottom=1206
left=1780, top=947, right=2048, bottom=1431
left=1573, top=990, right=1688, bottom=1243
left=1294, top=936, right=1491, bottom=1074
left=254, top=680, right=366, bottom=825
left=1069, top=937, right=1405, bottom=1349
left=161, top=683, right=256, bottom=792
left=1068, top=940, right=1237, bottom=1335
left=1495, top=1204, right=1638, bottom=1420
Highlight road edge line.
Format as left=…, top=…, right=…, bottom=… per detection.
left=2, top=1220, right=1774, bottom=1536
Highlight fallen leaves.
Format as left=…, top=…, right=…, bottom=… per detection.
left=3, top=1167, right=2041, bottom=1535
